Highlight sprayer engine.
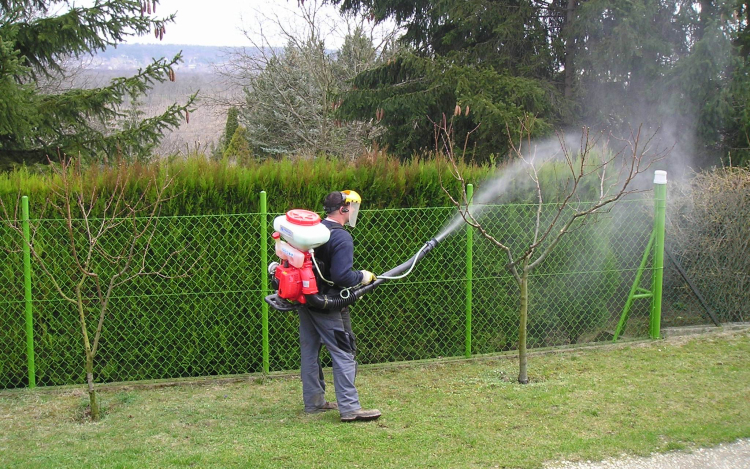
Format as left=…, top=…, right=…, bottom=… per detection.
left=272, top=247, right=318, bottom=304
left=268, top=209, right=330, bottom=305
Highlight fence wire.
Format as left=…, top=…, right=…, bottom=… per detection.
left=0, top=197, right=718, bottom=389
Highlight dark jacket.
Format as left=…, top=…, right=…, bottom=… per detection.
left=315, top=219, right=364, bottom=292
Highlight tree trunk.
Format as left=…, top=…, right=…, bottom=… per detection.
left=86, top=359, right=99, bottom=421
left=518, top=268, right=529, bottom=384
left=698, top=0, right=716, bottom=41
left=563, top=0, right=578, bottom=100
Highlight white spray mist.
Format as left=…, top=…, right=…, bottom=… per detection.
left=436, top=132, right=591, bottom=241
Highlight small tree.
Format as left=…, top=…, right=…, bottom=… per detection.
left=439, top=114, right=666, bottom=383
left=0, top=157, right=197, bottom=420
left=222, top=107, right=240, bottom=152
left=223, top=125, right=252, bottom=163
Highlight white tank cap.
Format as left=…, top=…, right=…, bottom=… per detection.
left=653, top=170, right=668, bottom=185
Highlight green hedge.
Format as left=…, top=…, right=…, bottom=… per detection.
left=0, top=155, right=491, bottom=217
left=0, top=154, right=652, bottom=388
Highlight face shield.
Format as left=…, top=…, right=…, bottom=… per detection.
left=342, top=190, right=362, bottom=227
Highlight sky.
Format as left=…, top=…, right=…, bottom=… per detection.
left=123, top=0, right=362, bottom=48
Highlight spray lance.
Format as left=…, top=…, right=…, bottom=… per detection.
left=264, top=209, right=444, bottom=312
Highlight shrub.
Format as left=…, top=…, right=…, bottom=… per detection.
left=668, top=167, right=750, bottom=322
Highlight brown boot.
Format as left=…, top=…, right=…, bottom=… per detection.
left=306, top=401, right=338, bottom=414
left=340, top=408, right=381, bottom=422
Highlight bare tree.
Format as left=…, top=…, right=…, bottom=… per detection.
left=438, top=113, right=667, bottom=383
left=0, top=157, right=198, bottom=420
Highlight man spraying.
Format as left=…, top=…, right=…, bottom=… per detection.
left=297, top=190, right=381, bottom=422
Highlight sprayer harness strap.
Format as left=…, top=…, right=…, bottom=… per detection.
left=312, top=252, right=335, bottom=287
left=313, top=222, right=345, bottom=287
left=312, top=221, right=360, bottom=299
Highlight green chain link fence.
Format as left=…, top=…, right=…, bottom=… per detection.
left=0, top=191, right=718, bottom=390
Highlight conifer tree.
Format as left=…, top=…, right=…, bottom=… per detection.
left=0, top=0, right=195, bottom=169
left=331, top=0, right=750, bottom=165
left=222, top=106, right=239, bottom=152
left=330, top=0, right=561, bottom=161
left=567, top=0, right=749, bottom=165
left=223, top=125, right=252, bottom=162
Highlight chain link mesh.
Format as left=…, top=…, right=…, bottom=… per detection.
left=0, top=196, right=719, bottom=389
left=0, top=223, right=26, bottom=389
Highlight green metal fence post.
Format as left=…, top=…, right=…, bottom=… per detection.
left=650, top=171, right=667, bottom=339
left=612, top=231, right=655, bottom=342
left=22, top=196, right=36, bottom=388
left=260, top=191, right=270, bottom=374
left=465, top=184, right=473, bottom=358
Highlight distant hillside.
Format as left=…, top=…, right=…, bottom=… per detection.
left=70, top=44, right=250, bottom=154
left=89, top=44, right=249, bottom=72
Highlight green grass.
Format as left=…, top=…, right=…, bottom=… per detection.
left=1, top=330, right=748, bottom=469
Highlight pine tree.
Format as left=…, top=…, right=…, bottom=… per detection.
left=330, top=0, right=561, bottom=161
left=334, top=0, right=750, bottom=164
left=0, top=0, right=196, bottom=169
left=567, top=0, right=749, bottom=165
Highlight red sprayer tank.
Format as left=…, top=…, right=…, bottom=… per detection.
left=270, top=210, right=330, bottom=304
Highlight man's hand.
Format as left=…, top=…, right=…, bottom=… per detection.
left=360, top=270, right=377, bottom=285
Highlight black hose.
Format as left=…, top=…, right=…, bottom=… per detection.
left=304, top=290, right=359, bottom=309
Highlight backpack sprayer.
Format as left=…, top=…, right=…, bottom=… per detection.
left=264, top=209, right=442, bottom=312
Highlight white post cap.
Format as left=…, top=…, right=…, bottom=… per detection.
left=653, top=170, right=667, bottom=185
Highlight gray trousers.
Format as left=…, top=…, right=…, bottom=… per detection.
left=298, top=305, right=361, bottom=414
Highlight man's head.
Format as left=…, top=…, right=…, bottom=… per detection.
left=324, top=190, right=362, bottom=227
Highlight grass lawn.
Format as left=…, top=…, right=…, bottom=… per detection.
left=1, top=329, right=748, bottom=469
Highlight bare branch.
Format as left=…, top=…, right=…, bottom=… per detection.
left=526, top=127, right=668, bottom=271
left=433, top=114, right=521, bottom=283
